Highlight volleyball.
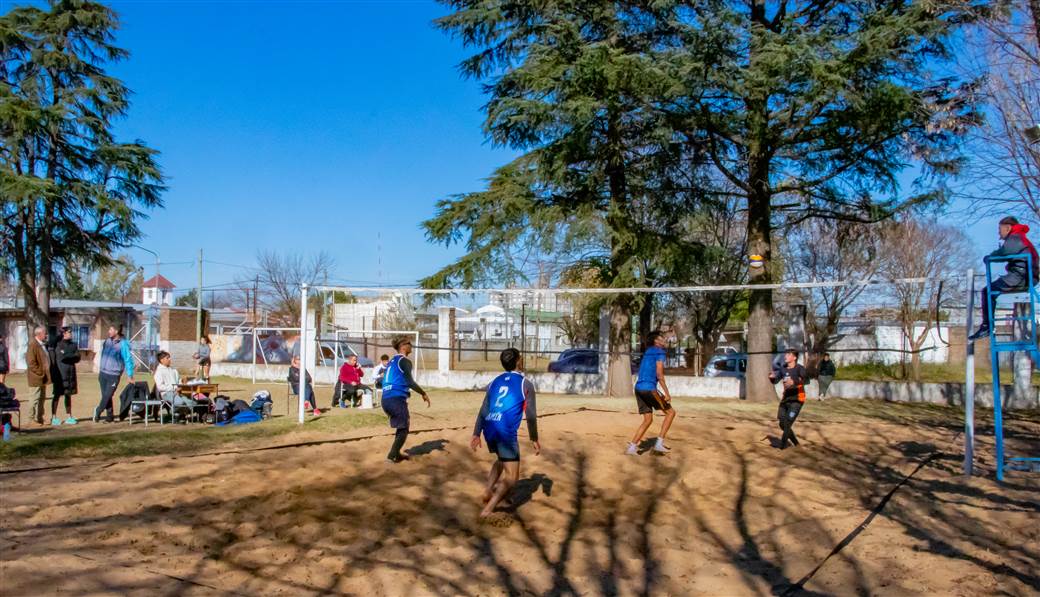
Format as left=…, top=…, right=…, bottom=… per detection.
left=749, top=254, right=765, bottom=268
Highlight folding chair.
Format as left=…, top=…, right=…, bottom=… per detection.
left=130, top=385, right=167, bottom=427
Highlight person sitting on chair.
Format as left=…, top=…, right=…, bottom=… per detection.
left=337, top=354, right=370, bottom=408
left=155, top=351, right=195, bottom=411
left=970, top=216, right=1040, bottom=340
left=374, top=354, right=390, bottom=388
left=288, top=355, right=319, bottom=416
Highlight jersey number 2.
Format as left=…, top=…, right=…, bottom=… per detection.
left=495, top=386, right=508, bottom=408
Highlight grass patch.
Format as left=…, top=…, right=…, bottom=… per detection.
left=0, top=411, right=386, bottom=463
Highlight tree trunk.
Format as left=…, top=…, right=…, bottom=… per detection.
left=743, top=0, right=774, bottom=401
left=606, top=301, right=633, bottom=397
left=637, top=294, right=653, bottom=347
left=744, top=160, right=773, bottom=401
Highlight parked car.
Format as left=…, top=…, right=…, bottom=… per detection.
left=317, top=341, right=375, bottom=368
left=704, top=353, right=747, bottom=378
left=548, top=349, right=598, bottom=373
left=548, top=349, right=641, bottom=374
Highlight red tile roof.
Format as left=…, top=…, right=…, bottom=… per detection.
left=142, top=274, right=176, bottom=289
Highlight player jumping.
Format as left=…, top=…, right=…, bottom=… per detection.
left=470, top=347, right=540, bottom=518
left=770, top=349, right=807, bottom=449
left=626, top=331, right=676, bottom=456
left=381, top=336, right=430, bottom=463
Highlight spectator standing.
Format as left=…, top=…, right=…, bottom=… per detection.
left=0, top=333, right=9, bottom=384
left=817, top=353, right=836, bottom=399
left=93, top=326, right=134, bottom=423
left=49, top=327, right=80, bottom=425
left=26, top=326, right=50, bottom=425
left=194, top=335, right=212, bottom=381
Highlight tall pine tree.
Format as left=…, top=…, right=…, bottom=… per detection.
left=1, top=0, right=164, bottom=327
left=666, top=1, right=980, bottom=399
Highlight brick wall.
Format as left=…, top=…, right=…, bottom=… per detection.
left=161, top=308, right=206, bottom=342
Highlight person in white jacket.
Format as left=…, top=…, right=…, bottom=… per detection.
left=155, top=351, right=193, bottom=408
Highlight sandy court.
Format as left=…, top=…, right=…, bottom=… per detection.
left=1, top=398, right=1038, bottom=596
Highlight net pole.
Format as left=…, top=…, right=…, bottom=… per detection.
left=251, top=325, right=257, bottom=385
left=964, top=267, right=975, bottom=476
left=298, top=283, right=309, bottom=425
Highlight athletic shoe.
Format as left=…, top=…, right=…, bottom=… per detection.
left=64, top=417, right=78, bottom=425
left=51, top=416, right=62, bottom=426
left=625, top=443, right=639, bottom=456
left=312, top=409, right=320, bottom=416
left=968, top=326, right=990, bottom=341
left=92, top=412, right=99, bottom=423
left=653, top=440, right=671, bottom=454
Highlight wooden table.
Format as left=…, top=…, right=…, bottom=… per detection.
left=176, top=383, right=219, bottom=398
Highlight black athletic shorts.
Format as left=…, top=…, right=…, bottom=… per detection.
left=485, top=434, right=520, bottom=462
left=381, top=396, right=410, bottom=429
left=635, top=389, right=671, bottom=414
left=198, top=357, right=211, bottom=367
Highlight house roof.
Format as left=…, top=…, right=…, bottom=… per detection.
left=142, top=274, right=176, bottom=289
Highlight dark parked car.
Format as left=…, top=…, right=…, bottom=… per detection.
left=548, top=349, right=598, bottom=373
left=548, top=349, right=641, bottom=374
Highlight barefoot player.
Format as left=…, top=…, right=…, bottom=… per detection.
left=470, top=347, right=540, bottom=518
left=626, top=331, right=676, bottom=455
left=381, top=336, right=430, bottom=463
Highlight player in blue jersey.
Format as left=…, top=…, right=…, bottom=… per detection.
left=381, top=336, right=430, bottom=463
left=470, top=347, right=540, bottom=518
left=626, top=331, right=676, bottom=455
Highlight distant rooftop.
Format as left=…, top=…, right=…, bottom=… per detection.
left=142, top=274, right=176, bottom=289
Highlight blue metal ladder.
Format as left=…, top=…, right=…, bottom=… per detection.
left=983, top=253, right=1040, bottom=481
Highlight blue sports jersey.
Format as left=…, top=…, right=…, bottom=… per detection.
left=380, top=354, right=410, bottom=399
left=634, top=346, right=666, bottom=391
left=481, top=372, right=528, bottom=441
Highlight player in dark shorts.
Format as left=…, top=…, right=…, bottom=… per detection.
left=380, top=336, right=430, bottom=463
left=770, top=349, right=807, bottom=449
left=470, top=347, right=540, bottom=518
left=626, top=331, right=676, bottom=455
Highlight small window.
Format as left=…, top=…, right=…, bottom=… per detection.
left=739, top=359, right=747, bottom=372
left=714, top=359, right=735, bottom=372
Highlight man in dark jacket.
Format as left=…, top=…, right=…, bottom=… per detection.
left=970, top=216, right=1040, bottom=340
left=817, top=353, right=836, bottom=399
left=49, top=327, right=80, bottom=425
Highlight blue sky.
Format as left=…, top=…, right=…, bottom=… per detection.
left=18, top=1, right=999, bottom=294
left=96, top=0, right=515, bottom=294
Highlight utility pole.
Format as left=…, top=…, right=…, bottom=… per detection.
left=252, top=275, right=259, bottom=326
left=196, top=248, right=203, bottom=343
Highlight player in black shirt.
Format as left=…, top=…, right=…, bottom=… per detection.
left=769, top=349, right=807, bottom=449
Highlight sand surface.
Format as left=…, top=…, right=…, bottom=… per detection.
left=2, top=394, right=1038, bottom=596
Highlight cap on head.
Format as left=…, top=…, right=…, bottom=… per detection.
left=1000, top=216, right=1019, bottom=226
